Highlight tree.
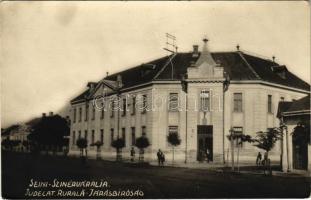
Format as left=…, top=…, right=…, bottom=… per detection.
left=135, top=136, right=150, bottom=162
left=76, top=138, right=88, bottom=162
left=27, top=115, right=70, bottom=154
left=227, top=129, right=253, bottom=172
left=91, top=140, right=103, bottom=160
left=253, top=127, right=282, bottom=175
left=167, top=132, right=181, bottom=165
left=111, top=137, right=125, bottom=161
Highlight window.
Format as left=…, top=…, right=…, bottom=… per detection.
left=280, top=97, right=285, bottom=102
left=168, top=126, right=179, bottom=142
left=131, top=127, right=136, bottom=146
left=85, top=104, right=89, bottom=121
left=233, top=93, right=242, bottom=112
left=200, top=90, right=210, bottom=111
left=141, top=95, right=147, bottom=114
left=142, top=126, right=146, bottom=136
left=131, top=96, right=136, bottom=115
left=100, top=102, right=104, bottom=119
left=268, top=95, right=273, bottom=113
left=78, top=130, right=81, bottom=139
left=79, top=107, right=82, bottom=122
left=92, top=106, right=95, bottom=120
left=110, top=129, right=114, bottom=143
left=72, top=131, right=76, bottom=145
left=122, top=128, right=126, bottom=144
left=91, top=130, right=95, bottom=144
left=122, top=98, right=126, bottom=116
left=84, top=130, right=88, bottom=140
left=233, top=127, right=243, bottom=147
left=100, top=129, right=104, bottom=144
left=169, top=93, right=179, bottom=111
left=73, top=108, right=76, bottom=123
left=110, top=100, right=115, bottom=118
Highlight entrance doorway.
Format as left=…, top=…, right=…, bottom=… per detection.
left=292, top=125, right=308, bottom=170
left=197, top=125, right=213, bottom=162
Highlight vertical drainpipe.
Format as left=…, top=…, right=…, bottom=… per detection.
left=223, top=73, right=230, bottom=164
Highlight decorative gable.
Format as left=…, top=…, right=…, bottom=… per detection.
left=187, top=39, right=224, bottom=80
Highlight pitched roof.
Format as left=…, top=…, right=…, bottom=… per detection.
left=287, top=95, right=310, bottom=112
left=71, top=51, right=310, bottom=104
left=277, top=95, right=310, bottom=117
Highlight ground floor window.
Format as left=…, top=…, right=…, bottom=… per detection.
left=72, top=131, right=75, bottom=145
left=233, top=127, right=243, bottom=147
left=131, top=127, right=135, bottom=146
left=122, top=128, right=126, bottom=145
left=100, top=129, right=104, bottom=144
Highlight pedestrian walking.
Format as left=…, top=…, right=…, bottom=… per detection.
left=256, top=152, right=262, bottom=166
left=130, top=147, right=135, bottom=162
left=157, top=149, right=162, bottom=166
left=205, top=148, right=211, bottom=163
left=161, top=152, right=165, bottom=166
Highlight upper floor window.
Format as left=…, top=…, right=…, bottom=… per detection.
left=169, top=93, right=179, bottom=111
left=92, top=106, right=95, bottom=120
left=101, top=102, right=104, bottom=119
left=122, top=98, right=126, bottom=116
left=268, top=95, right=273, bottom=113
left=141, top=95, right=147, bottom=114
left=85, top=104, right=89, bottom=121
left=78, top=130, right=81, bottom=139
left=131, top=96, right=136, bottom=115
left=200, top=90, right=210, bottom=112
left=233, top=93, right=242, bottom=112
left=78, top=107, right=82, bottom=122
left=73, top=108, right=77, bottom=123
left=110, top=100, right=115, bottom=118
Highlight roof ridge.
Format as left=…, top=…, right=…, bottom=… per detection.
left=238, top=52, right=261, bottom=80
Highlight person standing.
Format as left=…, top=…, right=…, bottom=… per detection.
left=256, top=152, right=262, bottom=166
left=157, top=149, right=162, bottom=166
left=161, top=151, right=165, bottom=166
left=205, top=148, right=210, bottom=163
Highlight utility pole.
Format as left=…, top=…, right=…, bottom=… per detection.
left=229, top=127, right=235, bottom=171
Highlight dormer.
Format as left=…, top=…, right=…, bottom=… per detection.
left=271, top=65, right=287, bottom=79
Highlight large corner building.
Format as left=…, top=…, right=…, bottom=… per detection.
left=69, top=39, right=310, bottom=164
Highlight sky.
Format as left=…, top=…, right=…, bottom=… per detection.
left=1, top=1, right=310, bottom=128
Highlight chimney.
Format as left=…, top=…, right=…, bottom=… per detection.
left=49, top=111, right=53, bottom=116
left=236, top=44, right=240, bottom=51
left=87, top=82, right=96, bottom=91
left=192, top=45, right=199, bottom=57
left=42, top=113, right=46, bottom=118
left=117, top=74, right=123, bottom=88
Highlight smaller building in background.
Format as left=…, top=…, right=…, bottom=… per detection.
left=278, top=95, right=310, bottom=173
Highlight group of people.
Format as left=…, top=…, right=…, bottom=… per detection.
left=130, top=147, right=166, bottom=166
left=256, top=151, right=270, bottom=166
left=157, top=149, right=165, bottom=166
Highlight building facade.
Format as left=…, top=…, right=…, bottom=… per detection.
left=69, top=40, right=310, bottom=164
left=278, top=95, right=310, bottom=173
